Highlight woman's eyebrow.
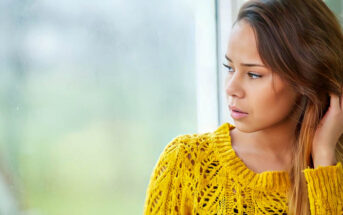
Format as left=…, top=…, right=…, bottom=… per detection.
left=225, top=55, right=265, bottom=67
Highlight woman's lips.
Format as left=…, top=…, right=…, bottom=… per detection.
left=229, top=105, right=247, bottom=114
left=230, top=110, right=248, bottom=119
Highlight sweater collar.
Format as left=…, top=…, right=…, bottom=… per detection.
left=212, top=122, right=291, bottom=191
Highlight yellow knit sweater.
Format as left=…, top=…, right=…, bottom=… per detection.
left=143, top=122, right=343, bottom=214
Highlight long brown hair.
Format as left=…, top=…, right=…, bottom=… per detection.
left=233, top=0, right=343, bottom=214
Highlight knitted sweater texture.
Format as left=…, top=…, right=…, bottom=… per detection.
left=143, top=122, right=343, bottom=214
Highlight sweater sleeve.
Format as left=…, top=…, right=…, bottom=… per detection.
left=143, top=135, right=194, bottom=215
left=302, top=161, right=343, bottom=214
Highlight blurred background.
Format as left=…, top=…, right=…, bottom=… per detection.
left=0, top=0, right=341, bottom=214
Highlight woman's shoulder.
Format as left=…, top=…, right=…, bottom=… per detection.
left=171, top=130, right=214, bottom=149
left=166, top=123, right=230, bottom=166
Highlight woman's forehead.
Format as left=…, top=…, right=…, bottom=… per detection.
left=227, top=21, right=261, bottom=64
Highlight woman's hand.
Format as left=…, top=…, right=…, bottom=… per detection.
left=312, top=90, right=343, bottom=168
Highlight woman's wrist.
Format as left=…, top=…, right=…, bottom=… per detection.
left=312, top=149, right=337, bottom=168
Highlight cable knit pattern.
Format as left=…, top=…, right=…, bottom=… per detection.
left=143, top=122, right=343, bottom=214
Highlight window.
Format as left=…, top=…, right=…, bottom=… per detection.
left=0, top=0, right=200, bottom=214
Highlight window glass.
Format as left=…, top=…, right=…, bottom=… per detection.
left=0, top=0, right=197, bottom=214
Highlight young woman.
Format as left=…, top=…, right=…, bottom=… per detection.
left=143, top=0, right=343, bottom=214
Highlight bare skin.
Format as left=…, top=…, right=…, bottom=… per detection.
left=229, top=125, right=294, bottom=173
left=224, top=20, right=304, bottom=173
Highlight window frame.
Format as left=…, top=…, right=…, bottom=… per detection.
left=195, top=0, right=244, bottom=132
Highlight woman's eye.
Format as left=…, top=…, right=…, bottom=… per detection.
left=222, top=63, right=234, bottom=73
left=222, top=63, right=262, bottom=79
left=248, top=72, right=262, bottom=79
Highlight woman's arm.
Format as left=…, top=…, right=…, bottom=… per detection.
left=302, top=161, right=343, bottom=215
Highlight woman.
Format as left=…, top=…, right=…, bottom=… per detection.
left=143, top=0, right=343, bottom=214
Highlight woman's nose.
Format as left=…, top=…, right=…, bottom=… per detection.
left=225, top=73, right=244, bottom=97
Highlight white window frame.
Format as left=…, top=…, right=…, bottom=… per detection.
left=195, top=0, right=245, bottom=133
left=194, top=0, right=218, bottom=133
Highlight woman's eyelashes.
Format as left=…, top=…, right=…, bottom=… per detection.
left=222, top=63, right=262, bottom=79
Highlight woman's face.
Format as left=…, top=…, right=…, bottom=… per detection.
left=225, top=20, right=300, bottom=132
